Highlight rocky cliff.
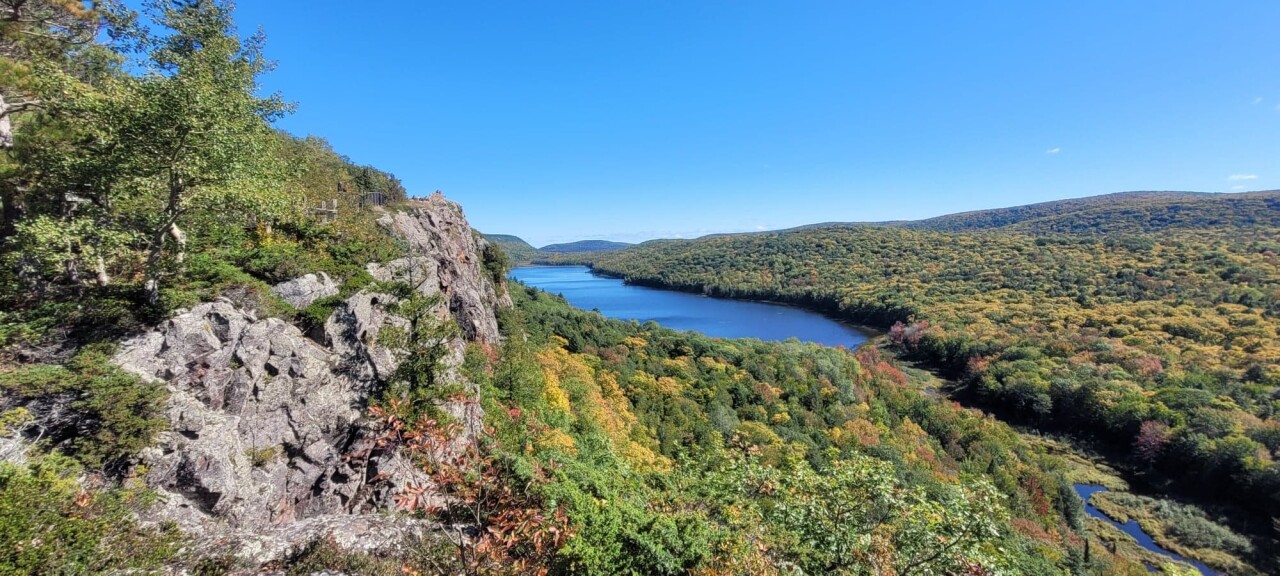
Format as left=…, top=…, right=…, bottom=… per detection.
left=111, top=193, right=509, bottom=566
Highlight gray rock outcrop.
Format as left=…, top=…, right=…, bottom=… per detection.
left=115, top=301, right=370, bottom=531
left=271, top=272, right=340, bottom=308
left=379, top=192, right=511, bottom=345
left=109, top=193, right=508, bottom=568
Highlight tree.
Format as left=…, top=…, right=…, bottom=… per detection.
left=1134, top=420, right=1170, bottom=466
left=710, top=453, right=1008, bottom=575
left=0, top=1, right=128, bottom=239
left=126, top=0, right=291, bottom=302
left=3, top=0, right=292, bottom=300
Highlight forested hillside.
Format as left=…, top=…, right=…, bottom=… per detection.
left=1, top=1, right=1272, bottom=574
left=541, top=239, right=634, bottom=253
left=905, top=191, right=1280, bottom=235
left=476, top=284, right=1163, bottom=574
left=767, top=190, right=1280, bottom=236
left=586, top=202, right=1280, bottom=571
left=487, top=233, right=541, bottom=263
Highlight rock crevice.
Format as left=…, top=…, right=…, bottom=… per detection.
left=111, top=193, right=506, bottom=565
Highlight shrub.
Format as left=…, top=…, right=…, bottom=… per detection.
left=0, top=345, right=168, bottom=470
left=0, top=454, right=183, bottom=574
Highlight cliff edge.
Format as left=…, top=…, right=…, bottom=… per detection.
left=111, top=193, right=509, bottom=566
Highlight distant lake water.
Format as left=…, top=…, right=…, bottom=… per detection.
left=510, top=266, right=872, bottom=348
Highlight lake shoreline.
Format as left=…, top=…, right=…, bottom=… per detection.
left=510, top=265, right=875, bottom=348
left=578, top=265, right=886, bottom=339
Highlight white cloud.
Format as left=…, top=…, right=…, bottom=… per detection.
left=1253, top=97, right=1263, bottom=105
left=1046, top=147, right=1061, bottom=155
left=1228, top=174, right=1258, bottom=181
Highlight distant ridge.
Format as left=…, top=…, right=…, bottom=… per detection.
left=485, top=234, right=540, bottom=263
left=710, top=190, right=1280, bottom=238
left=540, top=240, right=634, bottom=253
left=903, top=190, right=1218, bottom=233
left=481, top=235, right=635, bottom=265
left=496, top=190, right=1280, bottom=260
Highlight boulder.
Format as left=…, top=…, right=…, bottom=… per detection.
left=271, top=272, right=340, bottom=309
left=116, top=301, right=368, bottom=529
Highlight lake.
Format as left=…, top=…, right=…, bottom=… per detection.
left=509, top=266, right=873, bottom=347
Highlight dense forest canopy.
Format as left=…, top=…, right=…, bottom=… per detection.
left=486, top=233, right=541, bottom=264
left=771, top=190, right=1280, bottom=235
left=540, top=240, right=634, bottom=253
left=581, top=195, right=1280, bottom=562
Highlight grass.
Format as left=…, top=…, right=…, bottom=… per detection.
left=1020, top=435, right=1129, bottom=490
left=1085, top=517, right=1192, bottom=576
left=1090, top=491, right=1258, bottom=575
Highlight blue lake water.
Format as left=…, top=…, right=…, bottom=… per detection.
left=509, top=266, right=872, bottom=348
left=1073, top=484, right=1216, bottom=575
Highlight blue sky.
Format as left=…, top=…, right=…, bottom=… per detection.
left=219, top=1, right=1278, bottom=246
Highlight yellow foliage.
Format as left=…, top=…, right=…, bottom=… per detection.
left=621, top=442, right=671, bottom=473
left=533, top=342, right=666, bottom=471
left=655, top=376, right=683, bottom=396
left=540, top=428, right=578, bottom=455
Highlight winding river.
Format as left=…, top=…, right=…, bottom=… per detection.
left=509, top=266, right=873, bottom=347
left=1073, top=484, right=1215, bottom=575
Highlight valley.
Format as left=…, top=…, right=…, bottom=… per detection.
left=0, top=1, right=1276, bottom=574
left=490, top=190, right=1280, bottom=575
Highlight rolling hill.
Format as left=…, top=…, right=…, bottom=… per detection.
left=484, top=234, right=541, bottom=264
left=540, top=239, right=634, bottom=253
left=714, top=190, right=1280, bottom=239
left=902, top=190, right=1280, bottom=234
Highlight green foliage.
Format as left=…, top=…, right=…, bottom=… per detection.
left=540, top=240, right=634, bottom=253
left=585, top=212, right=1280, bottom=540
left=373, top=273, right=463, bottom=424
left=0, top=454, right=183, bottom=574
left=900, top=190, right=1280, bottom=234
left=1094, top=491, right=1253, bottom=556
left=691, top=453, right=1009, bottom=575
left=475, top=283, right=1129, bottom=575
left=0, top=0, right=408, bottom=358
left=484, top=234, right=540, bottom=265
left=0, top=345, right=167, bottom=470
left=480, top=237, right=511, bottom=288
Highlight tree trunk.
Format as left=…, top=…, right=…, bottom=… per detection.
left=64, top=239, right=79, bottom=285
left=144, top=176, right=186, bottom=304
left=95, top=253, right=109, bottom=286
left=170, top=221, right=187, bottom=266
left=143, top=225, right=166, bottom=304
left=0, top=93, right=14, bottom=150
left=0, top=93, right=16, bottom=239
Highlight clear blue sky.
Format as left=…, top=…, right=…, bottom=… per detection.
left=219, top=1, right=1277, bottom=246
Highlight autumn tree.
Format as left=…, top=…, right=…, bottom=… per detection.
left=1134, top=420, right=1170, bottom=466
